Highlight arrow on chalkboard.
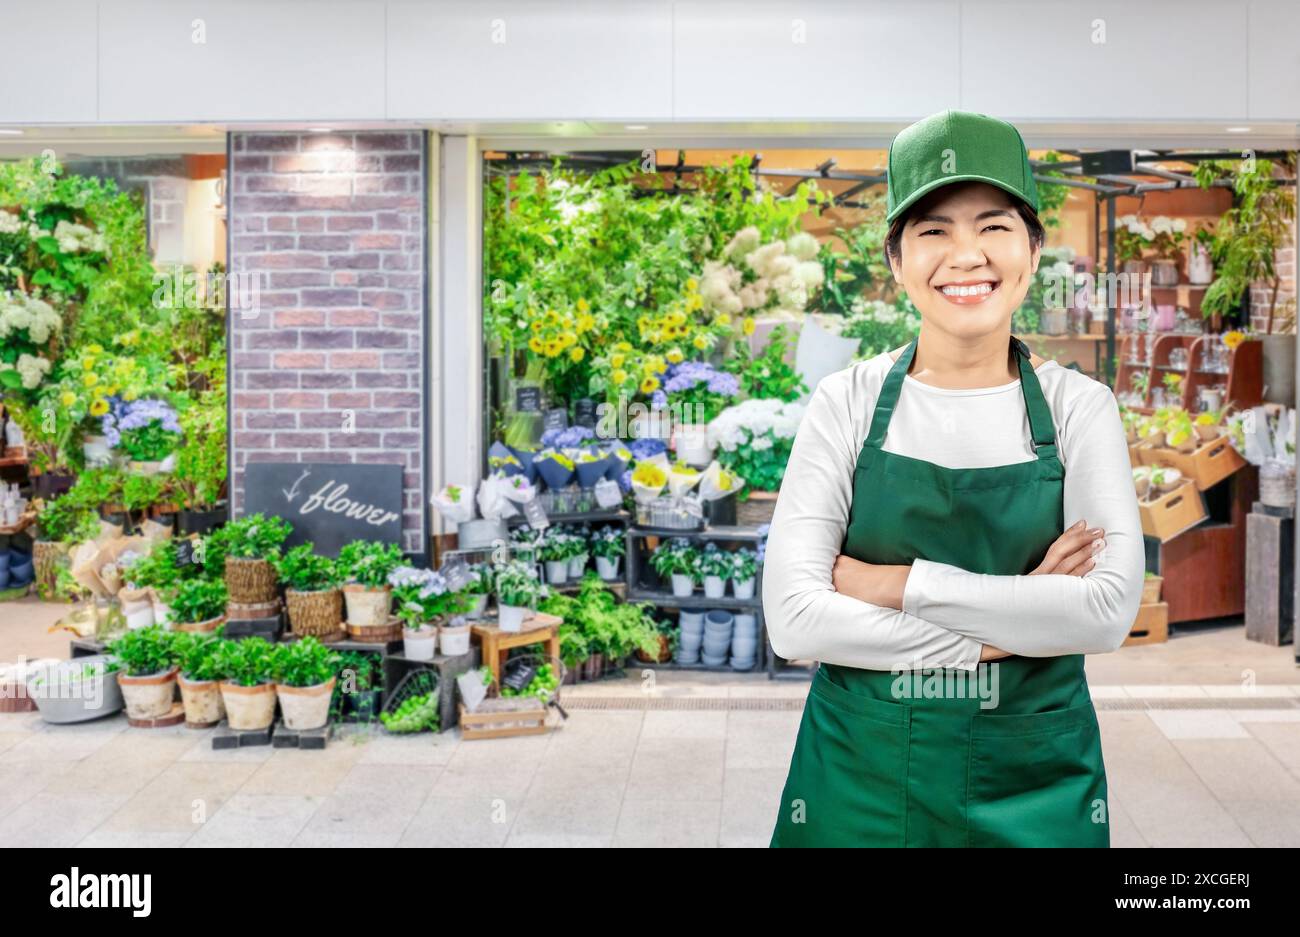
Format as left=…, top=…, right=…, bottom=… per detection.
left=283, top=468, right=311, bottom=503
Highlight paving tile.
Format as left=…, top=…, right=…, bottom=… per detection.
left=614, top=799, right=721, bottom=848
left=97, top=762, right=259, bottom=833
left=625, top=737, right=724, bottom=800
left=398, top=796, right=513, bottom=847
left=0, top=793, right=130, bottom=846
left=1146, top=710, right=1251, bottom=740
left=187, top=794, right=322, bottom=847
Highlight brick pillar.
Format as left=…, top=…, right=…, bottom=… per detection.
left=227, top=131, right=427, bottom=556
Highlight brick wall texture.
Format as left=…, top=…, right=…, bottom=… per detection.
left=228, top=131, right=426, bottom=553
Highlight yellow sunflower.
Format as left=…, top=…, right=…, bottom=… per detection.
left=640, top=376, right=660, bottom=394
left=693, top=334, right=709, bottom=351
left=1223, top=330, right=1245, bottom=351
left=612, top=368, right=628, bottom=385
left=83, top=373, right=99, bottom=387
left=569, top=347, right=585, bottom=363
left=742, top=316, right=756, bottom=336
left=610, top=353, right=626, bottom=369
left=529, top=336, right=544, bottom=354
left=666, top=348, right=684, bottom=364
left=89, top=398, right=109, bottom=417
left=60, top=391, right=77, bottom=408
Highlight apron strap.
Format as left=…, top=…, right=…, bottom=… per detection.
left=864, top=335, right=1059, bottom=461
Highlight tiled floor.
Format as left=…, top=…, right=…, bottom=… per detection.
left=2, top=597, right=1298, bottom=847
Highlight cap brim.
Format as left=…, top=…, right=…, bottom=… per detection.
left=887, top=173, right=1036, bottom=224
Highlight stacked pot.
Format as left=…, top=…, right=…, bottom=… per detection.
left=225, top=555, right=282, bottom=625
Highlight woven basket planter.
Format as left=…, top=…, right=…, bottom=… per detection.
left=286, top=588, right=344, bottom=638
left=226, top=598, right=282, bottom=621
left=224, top=557, right=278, bottom=604
left=736, top=491, right=778, bottom=527
left=347, top=616, right=403, bottom=642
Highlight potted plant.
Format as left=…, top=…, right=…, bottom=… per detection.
left=105, top=625, right=178, bottom=720
left=1141, top=571, right=1163, bottom=605
left=390, top=566, right=449, bottom=661
left=697, top=543, right=732, bottom=599
left=169, top=577, right=228, bottom=633
left=107, top=398, right=184, bottom=475
left=462, top=563, right=492, bottom=619
left=214, top=636, right=277, bottom=731
left=731, top=547, right=758, bottom=599
left=173, top=630, right=226, bottom=727
left=380, top=691, right=440, bottom=734
left=591, top=525, right=624, bottom=581
left=27, top=656, right=124, bottom=724
left=1194, top=410, right=1222, bottom=443
left=121, top=472, right=167, bottom=529
left=271, top=636, right=341, bottom=731
left=494, top=559, right=545, bottom=632
left=276, top=543, right=343, bottom=638
left=335, top=650, right=383, bottom=722
left=651, top=538, right=697, bottom=597
left=539, top=533, right=569, bottom=585
left=565, top=528, right=589, bottom=578
left=174, top=389, right=228, bottom=535
left=32, top=495, right=97, bottom=599
left=337, top=540, right=405, bottom=627
left=208, top=513, right=291, bottom=605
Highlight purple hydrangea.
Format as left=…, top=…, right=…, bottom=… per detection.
left=541, top=425, right=596, bottom=449
left=628, top=437, right=667, bottom=460
left=663, top=361, right=740, bottom=397
left=651, top=389, right=668, bottom=410
left=101, top=397, right=181, bottom=448
left=618, top=468, right=633, bottom=492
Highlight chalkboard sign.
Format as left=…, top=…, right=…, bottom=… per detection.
left=174, top=539, right=195, bottom=570
left=573, top=398, right=597, bottom=428
left=542, top=407, right=567, bottom=432
left=243, top=462, right=403, bottom=557
left=514, top=386, right=542, bottom=413
left=503, top=659, right=539, bottom=693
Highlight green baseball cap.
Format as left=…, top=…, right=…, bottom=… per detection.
left=885, top=109, right=1039, bottom=224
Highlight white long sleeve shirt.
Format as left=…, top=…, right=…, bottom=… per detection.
left=762, top=349, right=1146, bottom=672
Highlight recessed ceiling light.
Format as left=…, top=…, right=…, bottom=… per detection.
left=625, top=124, right=648, bottom=131
left=308, top=127, right=333, bottom=133
left=1225, top=126, right=1251, bottom=133
left=0, top=129, right=24, bottom=136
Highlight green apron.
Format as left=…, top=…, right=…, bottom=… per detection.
left=770, top=335, right=1109, bottom=848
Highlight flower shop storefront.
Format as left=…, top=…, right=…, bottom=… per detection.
left=467, top=142, right=1300, bottom=683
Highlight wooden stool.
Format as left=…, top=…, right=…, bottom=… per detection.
left=471, top=613, right=563, bottom=686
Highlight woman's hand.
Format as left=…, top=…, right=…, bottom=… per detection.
left=1030, top=519, right=1106, bottom=576
left=831, top=554, right=911, bottom=610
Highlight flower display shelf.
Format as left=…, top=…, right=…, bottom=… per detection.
left=471, top=612, right=563, bottom=688
left=506, top=507, right=628, bottom=529
left=623, top=524, right=796, bottom=679
left=1115, top=332, right=1262, bottom=414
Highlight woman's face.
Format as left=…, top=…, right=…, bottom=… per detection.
left=889, top=182, right=1040, bottom=341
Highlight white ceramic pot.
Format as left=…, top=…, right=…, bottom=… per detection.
left=595, top=556, right=621, bottom=580
left=467, top=593, right=488, bottom=619
left=544, top=560, right=568, bottom=585
left=439, top=621, right=471, bottom=656
left=151, top=603, right=172, bottom=628
left=670, top=573, right=694, bottom=598
left=276, top=677, right=336, bottom=731
left=732, top=577, right=756, bottom=600
left=567, top=554, right=587, bottom=577
left=124, top=603, right=155, bottom=631
left=498, top=603, right=529, bottom=633
left=703, top=575, right=727, bottom=599
left=83, top=434, right=112, bottom=468
left=403, top=626, right=437, bottom=662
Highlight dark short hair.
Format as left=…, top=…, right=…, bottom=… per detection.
left=883, top=199, right=1045, bottom=269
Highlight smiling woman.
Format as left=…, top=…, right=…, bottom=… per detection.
left=765, top=109, right=1144, bottom=849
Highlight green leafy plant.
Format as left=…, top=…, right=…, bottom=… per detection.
left=695, top=543, right=733, bottom=579
left=590, top=526, right=624, bottom=561
left=168, top=577, right=228, bottom=625
left=205, top=513, right=291, bottom=573
left=337, top=650, right=382, bottom=693
left=173, top=386, right=226, bottom=509
left=1195, top=153, right=1298, bottom=330
left=336, top=539, right=406, bottom=588
left=380, top=692, right=440, bottom=733
left=35, top=493, right=98, bottom=543
left=539, top=574, right=659, bottom=661
left=213, top=636, right=276, bottom=687
left=494, top=559, right=545, bottom=607
left=121, top=472, right=167, bottom=513
left=122, top=539, right=190, bottom=593
left=650, top=538, right=698, bottom=578
left=105, top=625, right=175, bottom=676
left=731, top=548, right=758, bottom=583
left=724, top=324, right=806, bottom=403
left=275, top=543, right=339, bottom=592
left=272, top=636, right=342, bottom=688
left=173, top=630, right=225, bottom=682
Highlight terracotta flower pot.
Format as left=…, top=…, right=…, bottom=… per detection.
left=1140, top=576, right=1163, bottom=605
left=342, top=584, right=391, bottom=626
left=118, top=666, right=179, bottom=720
left=172, top=614, right=226, bottom=634
left=177, top=674, right=225, bottom=727
left=224, top=557, right=278, bottom=604
left=275, top=677, right=336, bottom=731
left=219, top=681, right=277, bottom=731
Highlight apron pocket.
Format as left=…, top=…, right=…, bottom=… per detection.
left=966, top=700, right=1109, bottom=848
left=771, top=670, right=911, bottom=847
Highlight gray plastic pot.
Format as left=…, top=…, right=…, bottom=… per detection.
left=27, top=655, right=124, bottom=724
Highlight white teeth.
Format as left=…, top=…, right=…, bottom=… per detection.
left=941, top=283, right=994, bottom=297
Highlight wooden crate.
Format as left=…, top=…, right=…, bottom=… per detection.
left=458, top=696, right=549, bottom=741
left=1125, top=602, right=1169, bottom=646
left=1139, top=481, right=1208, bottom=542
left=1139, top=436, right=1247, bottom=491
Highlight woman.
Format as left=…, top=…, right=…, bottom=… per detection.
left=764, top=109, right=1145, bottom=848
